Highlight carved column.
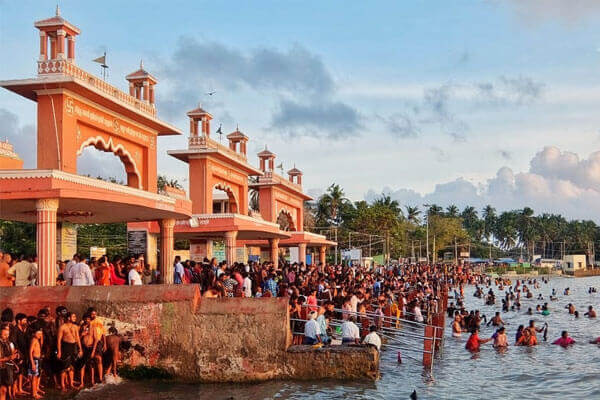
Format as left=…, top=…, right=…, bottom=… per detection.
left=319, top=246, right=327, bottom=266
left=298, top=243, right=307, bottom=265
left=160, top=219, right=175, bottom=284
left=269, top=238, right=280, bottom=268
left=224, top=231, right=238, bottom=266
left=36, top=199, right=59, bottom=286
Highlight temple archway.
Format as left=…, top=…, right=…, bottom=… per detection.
left=212, top=183, right=238, bottom=214
left=77, top=136, right=141, bottom=189
left=277, top=209, right=296, bottom=231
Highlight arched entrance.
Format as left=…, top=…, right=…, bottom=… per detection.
left=277, top=209, right=296, bottom=231
left=77, top=137, right=141, bottom=189
left=212, top=183, right=239, bottom=214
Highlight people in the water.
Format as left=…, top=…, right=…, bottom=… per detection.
left=584, top=306, right=597, bottom=318
left=552, top=331, right=575, bottom=347
left=465, top=327, right=492, bottom=352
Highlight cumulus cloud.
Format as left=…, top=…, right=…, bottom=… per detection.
left=157, top=37, right=358, bottom=139
left=504, top=0, right=600, bottom=24
left=475, top=76, right=544, bottom=105
left=271, top=100, right=362, bottom=138
left=0, top=108, right=35, bottom=168
left=378, top=76, right=542, bottom=141
left=365, top=146, right=600, bottom=221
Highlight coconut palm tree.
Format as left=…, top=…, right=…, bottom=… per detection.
left=445, top=204, right=459, bottom=218
left=405, top=205, right=421, bottom=224
left=319, top=183, right=350, bottom=225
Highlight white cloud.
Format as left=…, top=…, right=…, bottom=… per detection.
left=365, top=146, right=600, bottom=221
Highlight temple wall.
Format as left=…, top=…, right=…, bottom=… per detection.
left=0, top=286, right=378, bottom=382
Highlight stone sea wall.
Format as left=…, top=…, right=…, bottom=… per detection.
left=0, top=285, right=379, bottom=382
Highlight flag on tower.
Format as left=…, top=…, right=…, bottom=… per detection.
left=92, top=54, right=106, bottom=65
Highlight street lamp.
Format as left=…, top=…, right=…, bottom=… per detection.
left=423, top=203, right=431, bottom=264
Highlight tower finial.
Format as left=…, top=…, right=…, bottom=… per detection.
left=140, top=59, right=144, bottom=69
left=236, top=123, right=239, bottom=131
left=56, top=4, right=60, bottom=16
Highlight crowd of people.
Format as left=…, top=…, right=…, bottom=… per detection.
left=0, top=306, right=121, bottom=400
left=448, top=274, right=600, bottom=352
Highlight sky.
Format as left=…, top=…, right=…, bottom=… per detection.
left=2, top=0, right=600, bottom=220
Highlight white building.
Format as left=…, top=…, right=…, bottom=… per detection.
left=562, top=255, right=586, bottom=272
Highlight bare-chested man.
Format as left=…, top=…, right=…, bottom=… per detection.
left=104, top=327, right=121, bottom=377
left=57, top=313, right=82, bottom=390
left=28, top=328, right=43, bottom=399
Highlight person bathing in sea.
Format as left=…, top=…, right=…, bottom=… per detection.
left=552, top=331, right=575, bottom=347
left=493, top=327, right=508, bottom=348
left=566, top=304, right=576, bottom=315
left=465, top=327, right=492, bottom=352
left=487, top=312, right=507, bottom=327
left=452, top=314, right=464, bottom=338
left=584, top=306, right=597, bottom=318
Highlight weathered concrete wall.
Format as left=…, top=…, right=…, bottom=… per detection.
left=0, top=286, right=379, bottom=382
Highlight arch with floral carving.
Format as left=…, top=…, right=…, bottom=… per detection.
left=77, top=136, right=142, bottom=189
left=277, top=208, right=296, bottom=231
left=213, top=182, right=239, bottom=214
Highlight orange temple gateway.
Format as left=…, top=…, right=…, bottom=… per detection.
left=0, top=9, right=336, bottom=285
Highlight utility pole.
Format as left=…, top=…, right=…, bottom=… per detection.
left=369, top=234, right=372, bottom=258
left=411, top=240, right=415, bottom=260
left=433, top=235, right=436, bottom=264
left=454, top=237, right=458, bottom=265
left=334, top=228, right=338, bottom=265
left=419, top=240, right=422, bottom=260
left=426, top=216, right=430, bottom=263
left=489, top=241, right=492, bottom=262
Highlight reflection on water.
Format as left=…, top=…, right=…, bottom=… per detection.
left=52, top=276, right=600, bottom=400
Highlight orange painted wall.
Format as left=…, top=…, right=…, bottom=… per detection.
left=188, top=157, right=249, bottom=215
left=36, top=91, right=158, bottom=192
left=0, top=157, right=23, bottom=169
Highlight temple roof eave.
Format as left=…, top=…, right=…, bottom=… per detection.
left=0, top=77, right=182, bottom=136
left=248, top=181, right=313, bottom=201
left=167, top=149, right=264, bottom=176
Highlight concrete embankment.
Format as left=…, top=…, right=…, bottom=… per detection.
left=0, top=285, right=379, bottom=382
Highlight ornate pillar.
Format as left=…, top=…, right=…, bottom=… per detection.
left=224, top=231, right=238, bottom=265
left=269, top=238, right=280, bottom=268
left=36, top=199, right=59, bottom=287
left=159, top=219, right=175, bottom=284
left=50, top=37, right=57, bottom=59
left=129, top=82, right=135, bottom=97
left=149, top=86, right=155, bottom=104
left=142, top=81, right=149, bottom=101
left=56, top=29, right=66, bottom=59
left=39, top=31, right=47, bottom=61
left=67, top=36, right=75, bottom=61
left=298, top=243, right=307, bottom=265
left=319, top=246, right=327, bottom=266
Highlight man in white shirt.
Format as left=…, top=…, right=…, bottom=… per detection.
left=303, top=311, right=321, bottom=345
left=128, top=262, right=143, bottom=285
left=363, top=325, right=382, bottom=351
left=64, top=254, right=79, bottom=285
left=69, top=258, right=94, bottom=286
left=341, top=316, right=361, bottom=345
left=242, top=272, right=252, bottom=297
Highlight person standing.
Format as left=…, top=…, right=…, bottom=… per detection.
left=8, top=256, right=37, bottom=287
left=173, top=256, right=184, bottom=284
left=128, top=263, right=143, bottom=286
left=69, top=258, right=94, bottom=286
left=0, top=254, right=13, bottom=287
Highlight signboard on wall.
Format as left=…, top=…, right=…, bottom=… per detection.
left=127, top=230, right=147, bottom=258
left=213, top=241, right=225, bottom=262
left=90, top=247, right=106, bottom=259
left=289, top=247, right=299, bottom=263
left=57, top=222, right=77, bottom=261
left=235, top=247, right=247, bottom=263
left=190, top=242, right=207, bottom=262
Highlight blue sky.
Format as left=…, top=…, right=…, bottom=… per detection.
left=3, top=0, right=600, bottom=219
